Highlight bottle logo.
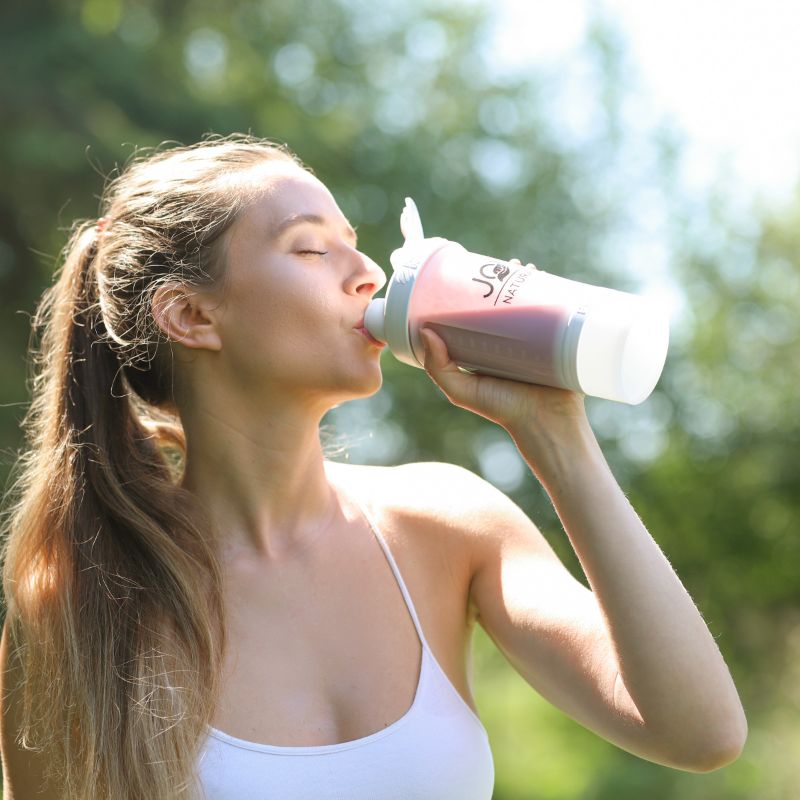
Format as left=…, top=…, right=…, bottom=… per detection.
left=471, top=262, right=511, bottom=298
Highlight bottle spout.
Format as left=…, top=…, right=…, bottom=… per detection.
left=364, top=297, right=387, bottom=343
left=391, top=197, right=431, bottom=272
left=400, top=197, right=424, bottom=241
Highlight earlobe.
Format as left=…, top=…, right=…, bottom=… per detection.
left=150, top=283, right=222, bottom=352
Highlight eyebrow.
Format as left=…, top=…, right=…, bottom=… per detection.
left=275, top=213, right=358, bottom=245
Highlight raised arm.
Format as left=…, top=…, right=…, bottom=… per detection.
left=418, top=326, right=747, bottom=772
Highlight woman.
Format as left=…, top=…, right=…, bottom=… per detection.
left=0, top=135, right=746, bottom=799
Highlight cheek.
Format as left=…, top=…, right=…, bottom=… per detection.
left=221, top=273, right=339, bottom=365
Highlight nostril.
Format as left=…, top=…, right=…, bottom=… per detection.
left=358, top=281, right=380, bottom=297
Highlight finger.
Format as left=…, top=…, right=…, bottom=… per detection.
left=419, top=327, right=483, bottom=406
left=419, top=327, right=466, bottom=389
left=509, top=257, right=538, bottom=271
left=420, top=327, right=455, bottom=373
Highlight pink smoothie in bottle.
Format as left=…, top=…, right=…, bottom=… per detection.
left=426, top=305, right=575, bottom=388
left=364, top=198, right=669, bottom=405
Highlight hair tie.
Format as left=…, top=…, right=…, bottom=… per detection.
left=96, top=216, right=109, bottom=234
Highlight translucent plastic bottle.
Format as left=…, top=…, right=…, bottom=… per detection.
left=364, top=198, right=670, bottom=405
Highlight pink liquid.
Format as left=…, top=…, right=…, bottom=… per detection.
left=425, top=305, right=573, bottom=388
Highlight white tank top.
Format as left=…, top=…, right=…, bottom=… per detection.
left=195, top=494, right=495, bottom=799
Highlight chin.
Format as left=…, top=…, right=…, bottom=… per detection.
left=328, top=362, right=384, bottom=406
left=352, top=364, right=384, bottom=398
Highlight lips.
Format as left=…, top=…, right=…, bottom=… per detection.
left=354, top=317, right=385, bottom=347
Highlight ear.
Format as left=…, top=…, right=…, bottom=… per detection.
left=150, top=282, right=222, bottom=352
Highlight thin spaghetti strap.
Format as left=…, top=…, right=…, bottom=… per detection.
left=349, top=493, right=431, bottom=652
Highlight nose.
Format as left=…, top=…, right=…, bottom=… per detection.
left=345, top=250, right=387, bottom=298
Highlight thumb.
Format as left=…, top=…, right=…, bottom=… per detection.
left=419, top=327, right=476, bottom=403
left=420, top=326, right=455, bottom=374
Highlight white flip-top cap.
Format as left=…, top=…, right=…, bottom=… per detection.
left=363, top=198, right=449, bottom=366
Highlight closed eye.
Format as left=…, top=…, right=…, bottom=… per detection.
left=296, top=250, right=328, bottom=256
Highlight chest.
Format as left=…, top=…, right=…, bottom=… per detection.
left=210, top=510, right=477, bottom=747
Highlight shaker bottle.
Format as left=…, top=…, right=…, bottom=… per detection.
left=364, top=198, right=670, bottom=405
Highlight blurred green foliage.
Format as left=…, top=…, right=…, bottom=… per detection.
left=1, top=1, right=798, bottom=798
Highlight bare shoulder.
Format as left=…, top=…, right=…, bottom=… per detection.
left=325, top=459, right=546, bottom=587
left=327, top=458, right=512, bottom=527
left=382, top=460, right=521, bottom=526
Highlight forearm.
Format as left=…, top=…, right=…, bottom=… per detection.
left=506, top=415, right=748, bottom=758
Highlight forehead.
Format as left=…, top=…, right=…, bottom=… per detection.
left=238, top=163, right=341, bottom=235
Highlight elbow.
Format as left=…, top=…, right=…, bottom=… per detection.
left=663, top=701, right=748, bottom=774
left=683, top=722, right=749, bottom=773
left=689, top=741, right=746, bottom=773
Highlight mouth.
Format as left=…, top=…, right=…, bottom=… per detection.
left=354, top=320, right=386, bottom=348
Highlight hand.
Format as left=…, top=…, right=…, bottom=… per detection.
left=419, top=261, right=588, bottom=433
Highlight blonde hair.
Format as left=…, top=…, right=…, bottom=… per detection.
left=1, top=134, right=303, bottom=798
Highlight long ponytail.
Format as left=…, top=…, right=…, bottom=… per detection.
left=1, top=135, right=302, bottom=798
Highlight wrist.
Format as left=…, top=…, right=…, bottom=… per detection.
left=505, top=411, right=603, bottom=488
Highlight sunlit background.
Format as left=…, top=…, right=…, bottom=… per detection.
left=496, top=0, right=800, bottom=202
left=2, top=1, right=799, bottom=797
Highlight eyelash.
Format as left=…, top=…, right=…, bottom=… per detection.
left=296, top=250, right=328, bottom=256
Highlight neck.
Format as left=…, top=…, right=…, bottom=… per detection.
left=179, top=395, right=342, bottom=564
